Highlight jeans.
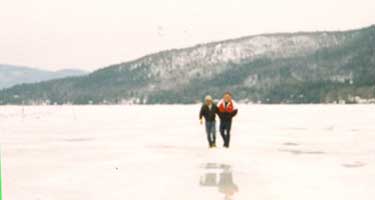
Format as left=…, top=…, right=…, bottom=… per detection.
left=220, top=120, right=232, bottom=148
left=205, top=121, right=216, bottom=147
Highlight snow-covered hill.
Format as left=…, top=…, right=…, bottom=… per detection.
left=0, top=25, right=374, bottom=104
left=120, top=32, right=346, bottom=84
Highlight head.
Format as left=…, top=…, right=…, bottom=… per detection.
left=204, top=95, right=213, bottom=105
left=223, top=92, right=232, bottom=102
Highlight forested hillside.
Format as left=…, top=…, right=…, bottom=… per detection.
left=0, top=25, right=374, bottom=104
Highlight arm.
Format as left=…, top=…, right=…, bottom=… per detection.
left=231, top=100, right=238, bottom=117
left=199, top=105, right=205, bottom=120
left=231, top=109, right=238, bottom=117
left=213, top=104, right=222, bottom=118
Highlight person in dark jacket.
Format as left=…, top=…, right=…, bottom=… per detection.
left=199, top=95, right=218, bottom=148
left=217, top=92, right=238, bottom=148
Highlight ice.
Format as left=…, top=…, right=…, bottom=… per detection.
left=1, top=105, right=375, bottom=200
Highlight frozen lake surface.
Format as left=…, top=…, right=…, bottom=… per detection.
left=1, top=105, right=375, bottom=200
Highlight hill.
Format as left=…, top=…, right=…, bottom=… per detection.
left=0, top=25, right=374, bottom=104
left=0, top=64, right=87, bottom=89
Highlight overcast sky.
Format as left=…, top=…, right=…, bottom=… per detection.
left=0, top=0, right=374, bottom=71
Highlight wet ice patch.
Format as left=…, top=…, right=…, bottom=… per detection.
left=283, top=142, right=300, bottom=146
left=279, top=149, right=325, bottom=155
left=342, top=161, right=366, bottom=168
left=62, top=138, right=94, bottom=142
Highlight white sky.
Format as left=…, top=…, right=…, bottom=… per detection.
left=0, top=0, right=374, bottom=71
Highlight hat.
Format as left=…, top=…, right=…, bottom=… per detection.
left=205, top=95, right=213, bottom=101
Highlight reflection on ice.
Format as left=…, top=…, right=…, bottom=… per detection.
left=200, top=163, right=239, bottom=200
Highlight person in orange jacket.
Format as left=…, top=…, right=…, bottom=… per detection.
left=217, top=92, right=238, bottom=148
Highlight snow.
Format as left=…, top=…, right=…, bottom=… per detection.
left=1, top=105, right=375, bottom=200
left=132, top=32, right=345, bottom=85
